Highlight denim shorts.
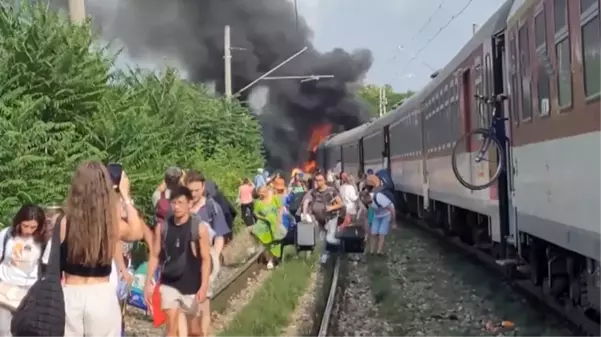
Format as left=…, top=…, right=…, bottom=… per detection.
left=370, top=213, right=391, bottom=235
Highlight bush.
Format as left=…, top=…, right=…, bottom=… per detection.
left=0, top=3, right=264, bottom=227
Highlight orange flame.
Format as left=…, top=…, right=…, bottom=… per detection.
left=301, top=124, right=332, bottom=173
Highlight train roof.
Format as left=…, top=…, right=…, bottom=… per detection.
left=323, top=123, right=371, bottom=147
left=422, top=0, right=514, bottom=93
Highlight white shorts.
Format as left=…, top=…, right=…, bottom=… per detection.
left=63, top=282, right=121, bottom=337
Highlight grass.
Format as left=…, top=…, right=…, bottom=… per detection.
left=219, top=246, right=318, bottom=336
left=365, top=235, right=412, bottom=336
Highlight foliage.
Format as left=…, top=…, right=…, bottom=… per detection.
left=219, top=246, right=317, bottom=336
left=357, top=84, right=415, bottom=117
left=0, top=2, right=264, bottom=226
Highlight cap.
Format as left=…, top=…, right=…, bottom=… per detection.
left=165, top=166, right=183, bottom=180
left=365, top=174, right=380, bottom=187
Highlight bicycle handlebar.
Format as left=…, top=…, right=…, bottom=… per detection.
left=474, top=93, right=508, bottom=104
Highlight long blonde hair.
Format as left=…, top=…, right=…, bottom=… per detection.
left=64, top=161, right=118, bottom=266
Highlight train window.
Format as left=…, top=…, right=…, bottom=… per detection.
left=535, top=9, right=551, bottom=116
left=509, top=34, right=520, bottom=123
left=556, top=38, right=573, bottom=107
left=554, top=0, right=568, bottom=33
left=581, top=0, right=600, bottom=98
left=581, top=0, right=597, bottom=13
left=519, top=25, right=533, bottom=121
left=535, top=9, right=547, bottom=46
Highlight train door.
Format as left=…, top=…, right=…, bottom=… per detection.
left=461, top=68, right=475, bottom=188
left=358, top=138, right=365, bottom=176
left=383, top=126, right=391, bottom=174
left=494, top=31, right=516, bottom=260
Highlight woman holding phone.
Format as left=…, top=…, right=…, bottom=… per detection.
left=56, top=161, right=144, bottom=336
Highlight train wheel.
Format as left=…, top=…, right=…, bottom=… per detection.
left=451, top=128, right=504, bottom=191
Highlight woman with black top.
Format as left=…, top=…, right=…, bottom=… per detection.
left=56, top=161, right=144, bottom=336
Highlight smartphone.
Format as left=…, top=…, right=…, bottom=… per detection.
left=107, top=163, right=123, bottom=190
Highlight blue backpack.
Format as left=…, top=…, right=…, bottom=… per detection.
left=374, top=169, right=395, bottom=207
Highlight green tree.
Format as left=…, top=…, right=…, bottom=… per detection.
left=0, top=2, right=264, bottom=232
left=357, top=84, right=415, bottom=117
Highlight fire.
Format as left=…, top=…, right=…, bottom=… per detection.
left=301, top=124, right=332, bottom=173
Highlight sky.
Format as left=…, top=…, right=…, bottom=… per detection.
left=295, top=0, right=506, bottom=93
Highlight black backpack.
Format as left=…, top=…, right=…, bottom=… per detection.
left=11, top=215, right=65, bottom=336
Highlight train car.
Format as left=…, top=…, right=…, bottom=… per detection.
left=317, top=0, right=600, bottom=323
left=504, top=0, right=600, bottom=313
left=320, top=123, right=371, bottom=177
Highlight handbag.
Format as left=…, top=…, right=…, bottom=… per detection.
left=11, top=215, right=65, bottom=336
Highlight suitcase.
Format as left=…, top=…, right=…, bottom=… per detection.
left=336, top=225, right=366, bottom=253
left=296, top=220, right=316, bottom=251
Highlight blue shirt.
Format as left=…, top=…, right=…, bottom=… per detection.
left=196, top=200, right=231, bottom=237
left=254, top=174, right=266, bottom=188
left=282, top=193, right=299, bottom=229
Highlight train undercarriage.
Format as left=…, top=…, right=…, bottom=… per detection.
left=397, top=191, right=601, bottom=332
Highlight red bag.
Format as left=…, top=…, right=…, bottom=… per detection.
left=340, top=214, right=352, bottom=228
left=151, top=282, right=165, bottom=327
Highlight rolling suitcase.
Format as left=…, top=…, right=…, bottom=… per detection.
left=296, top=220, right=316, bottom=252
left=336, top=225, right=366, bottom=254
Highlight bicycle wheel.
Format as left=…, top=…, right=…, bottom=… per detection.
left=451, top=128, right=504, bottom=190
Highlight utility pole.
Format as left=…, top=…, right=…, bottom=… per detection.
left=379, top=87, right=388, bottom=117
left=68, top=0, right=86, bottom=24
left=224, top=25, right=233, bottom=101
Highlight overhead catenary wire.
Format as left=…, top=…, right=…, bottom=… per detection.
left=388, top=0, right=447, bottom=64
left=399, top=0, right=474, bottom=76
left=407, top=0, right=448, bottom=45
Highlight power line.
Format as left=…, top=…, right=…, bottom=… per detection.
left=399, top=0, right=474, bottom=76
left=407, top=0, right=448, bottom=45
left=389, top=0, right=446, bottom=63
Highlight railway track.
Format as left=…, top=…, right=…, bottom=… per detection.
left=403, top=214, right=600, bottom=336
left=316, top=255, right=342, bottom=337
left=126, top=249, right=264, bottom=336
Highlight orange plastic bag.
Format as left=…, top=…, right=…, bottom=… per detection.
left=151, top=282, right=165, bottom=327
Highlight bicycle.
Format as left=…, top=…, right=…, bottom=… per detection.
left=451, top=93, right=508, bottom=190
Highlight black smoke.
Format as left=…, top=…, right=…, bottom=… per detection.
left=50, top=0, right=373, bottom=170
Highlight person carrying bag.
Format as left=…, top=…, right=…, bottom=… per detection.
left=11, top=215, right=65, bottom=336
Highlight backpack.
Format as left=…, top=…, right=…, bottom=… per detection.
left=287, top=191, right=306, bottom=216
left=374, top=168, right=395, bottom=207
left=372, top=188, right=395, bottom=209
left=11, top=215, right=65, bottom=336
left=155, top=191, right=171, bottom=226
left=159, top=214, right=203, bottom=280
left=375, top=169, right=395, bottom=191
left=214, top=190, right=236, bottom=229
left=310, top=188, right=338, bottom=224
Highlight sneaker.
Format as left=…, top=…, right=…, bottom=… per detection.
left=320, top=253, right=329, bottom=264
left=267, top=261, right=274, bottom=270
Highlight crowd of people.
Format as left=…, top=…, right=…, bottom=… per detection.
left=0, top=160, right=398, bottom=337
left=238, top=166, right=397, bottom=267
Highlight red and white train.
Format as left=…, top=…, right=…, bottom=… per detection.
left=317, top=0, right=600, bottom=321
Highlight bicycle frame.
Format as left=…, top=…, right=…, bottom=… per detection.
left=474, top=96, right=507, bottom=163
